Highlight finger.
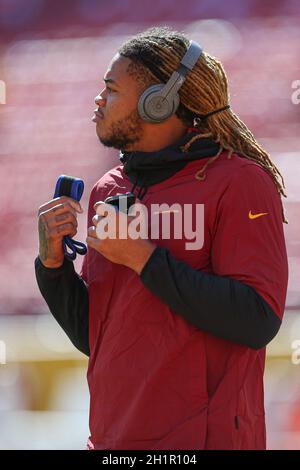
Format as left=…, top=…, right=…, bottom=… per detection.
left=87, top=225, right=98, bottom=238
left=93, top=201, right=105, bottom=211
left=92, top=214, right=103, bottom=226
left=60, top=197, right=83, bottom=213
left=41, top=202, right=78, bottom=221
left=39, top=210, right=78, bottom=235
left=55, top=212, right=78, bottom=228
left=94, top=202, right=118, bottom=216
left=86, top=236, right=98, bottom=249
left=39, top=196, right=83, bottom=216
left=86, top=233, right=101, bottom=250
left=49, top=223, right=77, bottom=239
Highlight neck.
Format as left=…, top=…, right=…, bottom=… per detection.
left=123, top=120, right=189, bottom=153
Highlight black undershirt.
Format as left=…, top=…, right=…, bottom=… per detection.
left=35, top=255, right=89, bottom=356
left=34, top=246, right=281, bottom=357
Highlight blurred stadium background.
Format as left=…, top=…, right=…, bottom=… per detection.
left=0, top=0, right=300, bottom=450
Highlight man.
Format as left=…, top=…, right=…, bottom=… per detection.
left=35, top=26, right=288, bottom=450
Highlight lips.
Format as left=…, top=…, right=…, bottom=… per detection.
left=92, top=109, right=104, bottom=122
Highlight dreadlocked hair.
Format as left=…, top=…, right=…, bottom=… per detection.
left=118, top=26, right=287, bottom=222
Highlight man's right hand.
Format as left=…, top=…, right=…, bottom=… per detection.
left=37, top=196, right=83, bottom=268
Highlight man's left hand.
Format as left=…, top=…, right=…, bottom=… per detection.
left=86, top=201, right=156, bottom=275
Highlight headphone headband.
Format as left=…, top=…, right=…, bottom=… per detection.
left=160, top=41, right=203, bottom=100
left=181, top=40, right=203, bottom=70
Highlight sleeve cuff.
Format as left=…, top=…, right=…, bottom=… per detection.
left=34, top=255, right=74, bottom=279
left=140, top=246, right=167, bottom=281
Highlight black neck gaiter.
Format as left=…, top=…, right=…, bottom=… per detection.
left=119, top=129, right=220, bottom=199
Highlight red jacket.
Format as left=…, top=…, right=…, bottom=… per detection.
left=81, top=150, right=288, bottom=450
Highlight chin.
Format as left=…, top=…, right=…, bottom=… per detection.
left=98, top=135, right=117, bottom=148
left=96, top=127, right=106, bottom=141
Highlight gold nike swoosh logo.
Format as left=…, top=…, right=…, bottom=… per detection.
left=248, top=210, right=269, bottom=220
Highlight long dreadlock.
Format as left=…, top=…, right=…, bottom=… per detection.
left=118, top=26, right=287, bottom=222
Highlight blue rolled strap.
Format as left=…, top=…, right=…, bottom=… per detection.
left=53, top=175, right=87, bottom=261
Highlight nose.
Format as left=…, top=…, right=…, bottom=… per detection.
left=94, top=93, right=106, bottom=107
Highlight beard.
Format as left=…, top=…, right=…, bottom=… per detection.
left=97, top=107, right=144, bottom=151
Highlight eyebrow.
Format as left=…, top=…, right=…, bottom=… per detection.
left=103, top=77, right=119, bottom=87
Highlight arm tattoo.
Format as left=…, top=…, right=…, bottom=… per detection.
left=38, top=217, right=48, bottom=262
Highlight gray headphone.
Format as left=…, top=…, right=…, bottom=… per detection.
left=138, top=40, right=203, bottom=124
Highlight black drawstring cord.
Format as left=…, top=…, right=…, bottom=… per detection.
left=131, top=175, right=138, bottom=194
left=137, top=185, right=148, bottom=200
left=130, top=173, right=149, bottom=201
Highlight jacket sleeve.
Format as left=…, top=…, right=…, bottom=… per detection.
left=140, top=163, right=288, bottom=350
left=34, top=255, right=90, bottom=356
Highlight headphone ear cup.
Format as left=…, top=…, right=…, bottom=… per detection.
left=138, top=84, right=180, bottom=123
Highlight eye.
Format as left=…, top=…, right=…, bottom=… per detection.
left=106, top=87, right=115, bottom=93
